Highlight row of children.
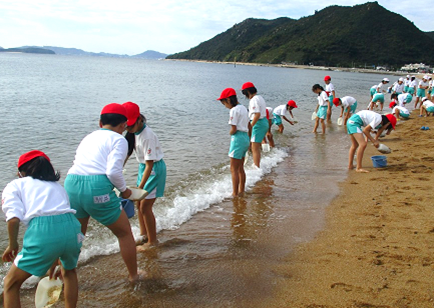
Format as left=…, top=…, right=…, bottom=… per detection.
left=2, top=102, right=167, bottom=307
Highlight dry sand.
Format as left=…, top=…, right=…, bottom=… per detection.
left=265, top=112, right=434, bottom=308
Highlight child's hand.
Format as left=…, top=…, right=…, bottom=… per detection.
left=121, top=188, right=132, bottom=199
left=373, top=141, right=380, bottom=148
left=2, top=243, right=19, bottom=262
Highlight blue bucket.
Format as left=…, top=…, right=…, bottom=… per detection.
left=120, top=199, right=135, bottom=219
left=371, top=155, right=387, bottom=168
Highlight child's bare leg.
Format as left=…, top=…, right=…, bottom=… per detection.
left=379, top=103, right=383, bottom=111
left=251, top=142, right=261, bottom=167
left=77, top=217, right=90, bottom=235
left=395, top=110, right=400, bottom=119
left=320, top=119, right=326, bottom=134
left=230, top=158, right=240, bottom=196
left=137, top=198, right=158, bottom=250
left=267, top=134, right=275, bottom=147
left=414, top=97, right=420, bottom=109
left=61, top=267, right=78, bottom=308
left=312, top=117, right=319, bottom=133
left=353, top=133, right=369, bottom=172
left=278, top=124, right=284, bottom=133
left=3, top=265, right=32, bottom=308
left=135, top=201, right=147, bottom=244
left=106, top=211, right=141, bottom=282
left=348, top=135, right=358, bottom=169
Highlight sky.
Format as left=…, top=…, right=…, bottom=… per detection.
left=0, top=0, right=432, bottom=56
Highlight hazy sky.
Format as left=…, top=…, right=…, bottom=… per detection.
left=0, top=0, right=432, bottom=55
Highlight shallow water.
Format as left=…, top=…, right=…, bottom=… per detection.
left=0, top=53, right=399, bottom=301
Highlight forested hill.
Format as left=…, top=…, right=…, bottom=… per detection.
left=167, top=2, right=434, bottom=67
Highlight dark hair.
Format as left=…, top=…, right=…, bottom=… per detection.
left=391, top=93, right=398, bottom=100
left=242, top=87, right=257, bottom=98
left=312, top=84, right=324, bottom=93
left=222, top=95, right=238, bottom=107
left=18, top=156, right=60, bottom=181
left=125, top=114, right=146, bottom=157
left=100, top=113, right=127, bottom=127
left=411, top=77, right=415, bottom=80
left=380, top=115, right=392, bottom=132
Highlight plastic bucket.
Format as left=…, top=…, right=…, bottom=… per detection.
left=121, top=199, right=135, bottom=218
left=371, top=155, right=387, bottom=168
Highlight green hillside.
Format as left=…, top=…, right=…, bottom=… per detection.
left=168, top=2, right=434, bottom=67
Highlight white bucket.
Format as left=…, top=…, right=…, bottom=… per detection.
left=377, top=143, right=391, bottom=154
left=337, top=117, right=343, bottom=126
left=262, top=143, right=270, bottom=152
left=311, top=111, right=316, bottom=120
left=35, top=277, right=63, bottom=308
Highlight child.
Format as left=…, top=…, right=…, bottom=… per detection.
left=264, top=106, right=275, bottom=148
left=332, top=96, right=357, bottom=125
left=428, top=76, right=433, bottom=100
left=403, top=75, right=410, bottom=93
left=64, top=103, right=143, bottom=283
left=370, top=78, right=389, bottom=98
left=123, top=102, right=167, bottom=251
left=391, top=78, right=405, bottom=95
left=415, top=75, right=429, bottom=109
left=312, top=84, right=329, bottom=134
left=347, top=111, right=396, bottom=173
left=2, top=150, right=82, bottom=308
left=324, top=76, right=335, bottom=121
left=272, top=100, right=297, bottom=133
left=217, top=88, right=250, bottom=197
left=241, top=82, right=269, bottom=168
left=420, top=97, right=434, bottom=117
left=367, top=92, right=385, bottom=111
left=389, top=101, right=410, bottom=120
left=391, top=93, right=412, bottom=107
left=408, top=76, right=417, bottom=96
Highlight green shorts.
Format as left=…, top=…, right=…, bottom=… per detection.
left=228, top=131, right=249, bottom=160
left=404, top=86, right=409, bottom=92
left=345, top=102, right=358, bottom=114
left=328, top=94, right=334, bottom=106
left=417, top=88, right=426, bottom=98
left=317, top=106, right=328, bottom=120
left=64, top=174, right=122, bottom=226
left=408, top=88, right=415, bottom=95
left=15, top=213, right=82, bottom=277
left=372, top=93, right=384, bottom=103
left=405, top=94, right=412, bottom=104
left=137, top=159, right=167, bottom=199
left=251, top=117, right=269, bottom=143
left=272, top=113, right=282, bottom=126
left=370, top=88, right=377, bottom=96
left=400, top=112, right=410, bottom=118
left=426, top=106, right=434, bottom=113
left=347, top=114, right=364, bottom=135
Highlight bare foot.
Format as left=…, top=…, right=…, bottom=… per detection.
left=312, top=130, right=317, bottom=133
left=356, top=168, right=369, bottom=173
left=136, top=242, right=158, bottom=252
left=129, top=269, right=147, bottom=283
left=135, top=235, right=148, bottom=246
left=348, top=165, right=354, bottom=170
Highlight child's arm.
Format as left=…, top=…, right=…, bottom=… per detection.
left=2, top=217, right=20, bottom=262
left=250, top=113, right=260, bottom=128
left=229, top=124, right=237, bottom=135
left=138, top=160, right=154, bottom=189
left=282, top=116, right=294, bottom=125
left=362, top=125, right=379, bottom=147
left=339, top=106, right=344, bottom=118
left=289, top=110, right=294, bottom=118
left=344, top=109, right=351, bottom=123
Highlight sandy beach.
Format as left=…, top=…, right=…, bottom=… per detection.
left=265, top=112, right=434, bottom=307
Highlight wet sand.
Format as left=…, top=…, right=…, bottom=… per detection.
left=265, top=113, right=434, bottom=307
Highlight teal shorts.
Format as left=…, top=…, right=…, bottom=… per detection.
left=15, top=214, right=82, bottom=277
left=328, top=94, right=334, bottom=106
left=405, top=94, right=412, bottom=104
left=426, top=106, right=434, bottom=113
left=408, top=88, right=415, bottom=95
left=64, top=174, right=122, bottom=226
left=417, top=88, right=426, bottom=98
left=272, top=113, right=282, bottom=126
left=399, top=112, right=410, bottom=118
left=228, top=131, right=250, bottom=160
left=395, top=92, right=402, bottom=95
left=404, top=86, right=409, bottom=92
left=372, top=93, right=384, bottom=103
left=345, top=102, right=358, bottom=114
left=251, top=117, right=269, bottom=143
left=370, top=88, right=377, bottom=96
left=137, top=159, right=166, bottom=199
left=346, top=114, right=364, bottom=135
left=317, top=106, right=328, bottom=120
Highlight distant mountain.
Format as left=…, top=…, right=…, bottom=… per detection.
left=168, top=2, right=434, bottom=67
left=426, top=31, right=434, bottom=41
left=0, top=47, right=54, bottom=54
left=132, top=50, right=167, bottom=59
left=0, top=46, right=3, bottom=49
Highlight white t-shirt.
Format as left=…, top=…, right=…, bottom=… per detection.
left=134, top=125, right=164, bottom=163
left=393, top=83, right=405, bottom=93
left=341, top=96, right=357, bottom=108
left=404, top=79, right=410, bottom=87
left=325, top=83, right=335, bottom=95
left=248, top=95, right=267, bottom=120
left=356, top=110, right=382, bottom=129
left=317, top=91, right=329, bottom=107
left=265, top=107, right=273, bottom=120
left=229, top=104, right=249, bottom=133
left=423, top=100, right=434, bottom=108
left=68, top=129, right=128, bottom=192
left=419, top=80, right=428, bottom=88
left=273, top=105, right=288, bottom=117
left=377, top=82, right=386, bottom=93
left=409, top=80, right=417, bottom=87
left=429, top=80, right=434, bottom=88
left=397, top=93, right=410, bottom=107
left=2, top=177, right=75, bottom=226
left=392, top=106, right=409, bottom=115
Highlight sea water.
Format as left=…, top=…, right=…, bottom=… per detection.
left=0, top=53, right=398, bottom=295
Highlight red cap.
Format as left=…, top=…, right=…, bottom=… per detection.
left=332, top=97, right=340, bottom=107
left=241, top=82, right=255, bottom=90
left=324, top=75, right=331, bottom=81
left=287, top=100, right=298, bottom=108
left=101, top=103, right=127, bottom=117
left=385, top=114, right=396, bottom=130
left=122, top=102, right=140, bottom=126
left=217, top=88, right=236, bottom=100
left=389, top=101, right=396, bottom=109
left=18, top=150, right=50, bottom=168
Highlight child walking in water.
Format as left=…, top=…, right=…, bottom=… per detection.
left=312, top=84, right=330, bottom=134
left=332, top=96, right=357, bottom=125
left=347, top=110, right=396, bottom=173
left=218, top=88, right=250, bottom=197
left=64, top=103, right=143, bottom=283
left=324, top=76, right=335, bottom=121
left=2, top=150, right=82, bottom=308
left=241, top=82, right=269, bottom=168
left=123, top=102, right=166, bottom=250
